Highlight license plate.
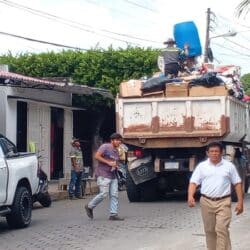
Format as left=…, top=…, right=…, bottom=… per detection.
left=164, top=162, right=179, bottom=170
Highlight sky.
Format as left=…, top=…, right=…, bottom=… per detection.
left=0, top=0, right=249, bottom=74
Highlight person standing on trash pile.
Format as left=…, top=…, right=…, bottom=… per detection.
left=85, top=133, right=124, bottom=221
left=68, top=138, right=85, bottom=200
left=188, top=141, right=243, bottom=250
left=160, top=38, right=189, bottom=78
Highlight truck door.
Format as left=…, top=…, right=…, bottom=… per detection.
left=0, top=142, right=8, bottom=203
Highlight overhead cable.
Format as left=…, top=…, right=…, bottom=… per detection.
left=0, top=31, right=88, bottom=51
left=0, top=0, right=159, bottom=45
left=123, top=0, right=158, bottom=13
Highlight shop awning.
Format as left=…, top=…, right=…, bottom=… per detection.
left=0, top=70, right=113, bottom=99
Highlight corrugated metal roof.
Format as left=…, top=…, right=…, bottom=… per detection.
left=0, top=71, right=113, bottom=99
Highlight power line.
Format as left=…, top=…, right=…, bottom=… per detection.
left=217, top=14, right=250, bottom=29
left=223, top=37, right=250, bottom=51
left=83, top=0, right=159, bottom=26
left=0, top=31, right=88, bottom=51
left=212, top=41, right=250, bottom=57
left=0, top=0, right=159, bottom=45
left=123, top=0, right=158, bottom=13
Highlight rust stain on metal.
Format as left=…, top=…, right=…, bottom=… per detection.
left=184, top=116, right=194, bottom=132
left=124, top=124, right=151, bottom=133
left=160, top=121, right=184, bottom=131
left=195, top=121, right=217, bottom=130
left=221, top=115, right=230, bottom=135
left=151, top=116, right=160, bottom=133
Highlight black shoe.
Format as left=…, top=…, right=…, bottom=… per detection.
left=109, top=215, right=124, bottom=221
left=85, top=205, right=93, bottom=219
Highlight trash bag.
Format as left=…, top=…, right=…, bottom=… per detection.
left=189, top=72, right=224, bottom=87
left=141, top=76, right=181, bottom=93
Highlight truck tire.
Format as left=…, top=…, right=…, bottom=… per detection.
left=139, top=179, right=159, bottom=202
left=126, top=170, right=141, bottom=202
left=6, top=186, right=32, bottom=228
left=38, top=192, right=52, bottom=207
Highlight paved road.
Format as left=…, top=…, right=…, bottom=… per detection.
left=0, top=192, right=249, bottom=250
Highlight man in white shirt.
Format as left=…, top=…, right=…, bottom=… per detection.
left=188, top=141, right=243, bottom=250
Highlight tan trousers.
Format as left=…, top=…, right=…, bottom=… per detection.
left=200, top=196, right=232, bottom=250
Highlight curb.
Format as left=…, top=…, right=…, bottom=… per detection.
left=49, top=183, right=99, bottom=202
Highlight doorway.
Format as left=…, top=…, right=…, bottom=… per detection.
left=16, top=101, right=27, bottom=152
left=50, top=107, right=64, bottom=179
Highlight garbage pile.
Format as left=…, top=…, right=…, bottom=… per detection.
left=119, top=64, right=248, bottom=102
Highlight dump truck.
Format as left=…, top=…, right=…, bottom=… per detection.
left=116, top=81, right=250, bottom=202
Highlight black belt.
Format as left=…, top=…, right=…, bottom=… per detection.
left=201, top=194, right=231, bottom=201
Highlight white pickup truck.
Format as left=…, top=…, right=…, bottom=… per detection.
left=0, top=134, right=39, bottom=228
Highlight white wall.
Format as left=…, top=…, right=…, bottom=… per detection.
left=5, top=98, right=17, bottom=144
left=27, top=103, right=50, bottom=178
left=0, top=87, right=7, bottom=135
left=2, top=86, right=73, bottom=179
left=64, top=109, right=73, bottom=178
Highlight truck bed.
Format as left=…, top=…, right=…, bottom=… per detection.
left=116, top=96, right=250, bottom=148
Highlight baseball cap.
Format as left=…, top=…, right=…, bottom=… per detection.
left=163, top=38, right=176, bottom=44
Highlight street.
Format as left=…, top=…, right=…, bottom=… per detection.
left=0, top=192, right=249, bottom=250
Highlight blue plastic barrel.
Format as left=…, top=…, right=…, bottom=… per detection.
left=173, top=21, right=202, bottom=57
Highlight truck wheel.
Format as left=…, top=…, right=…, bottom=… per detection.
left=6, top=186, right=32, bottom=228
left=38, top=192, right=52, bottom=207
left=139, top=179, right=159, bottom=202
left=126, top=171, right=141, bottom=202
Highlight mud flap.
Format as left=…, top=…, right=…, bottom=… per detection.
left=128, top=156, right=156, bottom=185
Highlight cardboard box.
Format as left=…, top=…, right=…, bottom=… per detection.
left=142, top=90, right=165, bottom=98
left=165, top=82, right=189, bottom=97
left=119, top=80, right=142, bottom=97
left=189, top=85, right=228, bottom=97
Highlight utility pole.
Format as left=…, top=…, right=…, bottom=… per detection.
left=204, top=8, right=211, bottom=63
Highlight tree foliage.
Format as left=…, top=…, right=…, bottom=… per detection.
left=0, top=47, right=159, bottom=96
left=241, top=73, right=250, bottom=95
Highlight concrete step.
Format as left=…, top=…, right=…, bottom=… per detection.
left=48, top=179, right=99, bottom=201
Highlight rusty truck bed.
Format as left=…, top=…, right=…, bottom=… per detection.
left=116, top=96, right=250, bottom=148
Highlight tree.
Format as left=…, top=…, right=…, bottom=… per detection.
left=241, top=73, right=250, bottom=95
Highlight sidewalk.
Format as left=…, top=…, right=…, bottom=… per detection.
left=48, top=179, right=99, bottom=201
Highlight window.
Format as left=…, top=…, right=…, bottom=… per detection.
left=0, top=138, right=17, bottom=156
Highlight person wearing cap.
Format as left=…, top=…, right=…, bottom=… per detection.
left=161, top=38, right=189, bottom=77
left=68, top=138, right=85, bottom=200
left=85, top=133, right=124, bottom=221
left=188, top=141, right=243, bottom=250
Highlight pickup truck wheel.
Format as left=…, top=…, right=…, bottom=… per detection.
left=6, top=186, right=32, bottom=228
left=126, top=170, right=141, bottom=202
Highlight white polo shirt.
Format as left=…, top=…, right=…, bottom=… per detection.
left=190, top=158, right=242, bottom=198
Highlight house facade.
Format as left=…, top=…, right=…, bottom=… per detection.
left=0, top=70, right=112, bottom=180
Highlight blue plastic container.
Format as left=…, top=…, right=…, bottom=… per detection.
left=173, top=21, right=202, bottom=57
